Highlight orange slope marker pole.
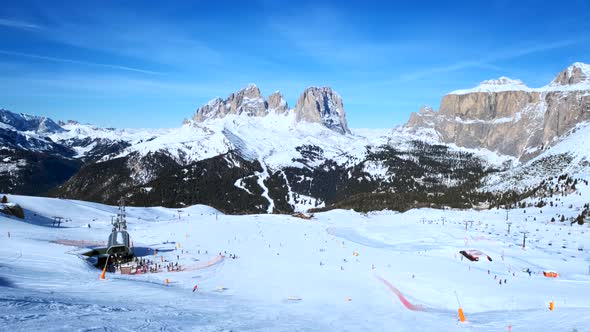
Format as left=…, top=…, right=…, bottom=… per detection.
left=455, top=291, right=466, bottom=323
left=100, top=255, right=109, bottom=280
left=458, top=308, right=466, bottom=322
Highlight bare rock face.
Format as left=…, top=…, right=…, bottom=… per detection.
left=192, top=85, right=351, bottom=134
left=542, top=90, right=590, bottom=144
left=267, top=91, right=289, bottom=114
left=193, top=84, right=268, bottom=122
left=435, top=90, right=544, bottom=158
left=406, top=106, right=436, bottom=128
left=404, top=63, right=590, bottom=161
left=549, top=62, right=590, bottom=86
left=294, top=87, right=350, bottom=134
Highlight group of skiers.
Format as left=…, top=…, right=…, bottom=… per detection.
left=490, top=271, right=509, bottom=285
left=167, top=261, right=181, bottom=272
left=133, top=257, right=160, bottom=273
left=223, top=251, right=239, bottom=259
left=109, top=256, right=181, bottom=274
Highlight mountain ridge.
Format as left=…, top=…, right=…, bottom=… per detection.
left=405, top=62, right=590, bottom=161
left=192, top=84, right=350, bottom=135
left=1, top=62, right=589, bottom=214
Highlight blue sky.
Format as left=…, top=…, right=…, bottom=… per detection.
left=0, top=0, right=589, bottom=128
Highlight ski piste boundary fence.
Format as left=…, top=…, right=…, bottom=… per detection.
left=374, top=274, right=426, bottom=311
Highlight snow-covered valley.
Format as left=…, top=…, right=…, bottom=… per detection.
left=1, top=191, right=589, bottom=331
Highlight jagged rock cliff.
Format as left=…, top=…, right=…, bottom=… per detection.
left=267, top=91, right=289, bottom=114
left=192, top=84, right=350, bottom=134
left=193, top=84, right=269, bottom=122
left=405, top=63, right=590, bottom=160
left=294, top=87, right=350, bottom=134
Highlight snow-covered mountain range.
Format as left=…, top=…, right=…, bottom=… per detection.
left=406, top=62, right=590, bottom=160
left=1, top=63, right=589, bottom=213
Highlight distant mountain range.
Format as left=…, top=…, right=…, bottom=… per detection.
left=406, top=62, right=590, bottom=161
left=1, top=63, right=589, bottom=213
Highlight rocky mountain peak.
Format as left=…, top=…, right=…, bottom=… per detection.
left=267, top=91, right=289, bottom=114
left=0, top=109, right=64, bottom=134
left=294, top=87, right=350, bottom=135
left=192, top=85, right=350, bottom=134
left=450, top=76, right=530, bottom=95
left=193, top=84, right=268, bottom=122
left=549, top=62, right=590, bottom=86
left=58, top=120, right=81, bottom=127
left=418, top=105, right=435, bottom=114
left=238, top=83, right=263, bottom=99
left=405, top=62, right=590, bottom=161
left=480, top=77, right=527, bottom=87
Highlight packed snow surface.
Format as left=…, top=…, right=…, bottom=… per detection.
left=1, top=194, right=590, bottom=331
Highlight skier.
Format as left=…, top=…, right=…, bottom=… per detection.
left=193, top=285, right=198, bottom=292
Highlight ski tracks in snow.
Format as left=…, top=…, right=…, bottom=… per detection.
left=256, top=160, right=275, bottom=214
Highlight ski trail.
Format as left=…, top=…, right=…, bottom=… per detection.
left=374, top=274, right=426, bottom=312
left=280, top=170, right=296, bottom=208
left=256, top=160, right=274, bottom=213
left=234, top=175, right=255, bottom=195
left=222, top=127, right=274, bottom=212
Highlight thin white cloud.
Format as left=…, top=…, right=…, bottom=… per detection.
left=268, top=8, right=409, bottom=67
left=0, top=18, right=40, bottom=30
left=0, top=72, right=231, bottom=99
left=400, top=39, right=581, bottom=81
left=0, top=49, right=160, bottom=75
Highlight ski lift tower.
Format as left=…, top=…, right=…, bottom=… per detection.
left=112, top=198, right=128, bottom=232
left=106, top=198, right=132, bottom=258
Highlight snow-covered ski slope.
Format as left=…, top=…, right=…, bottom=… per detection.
left=1, top=193, right=590, bottom=331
